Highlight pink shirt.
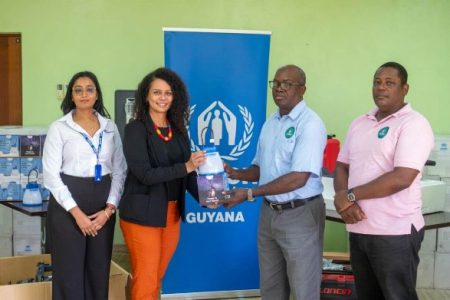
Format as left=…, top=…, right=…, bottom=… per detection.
left=338, top=104, right=434, bottom=235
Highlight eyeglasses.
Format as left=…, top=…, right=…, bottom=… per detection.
left=73, top=86, right=96, bottom=96
left=269, top=80, right=304, bottom=90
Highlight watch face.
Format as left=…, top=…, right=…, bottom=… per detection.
left=348, top=192, right=356, bottom=202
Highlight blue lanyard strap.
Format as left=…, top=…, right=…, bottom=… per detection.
left=79, top=131, right=103, bottom=162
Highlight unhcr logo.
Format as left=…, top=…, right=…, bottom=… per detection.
left=189, top=100, right=254, bottom=161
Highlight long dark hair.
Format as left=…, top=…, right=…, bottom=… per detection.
left=60, top=71, right=110, bottom=118
left=134, top=67, right=189, bottom=136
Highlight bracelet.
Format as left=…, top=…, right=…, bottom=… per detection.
left=104, top=210, right=110, bottom=219
left=338, top=203, right=354, bottom=214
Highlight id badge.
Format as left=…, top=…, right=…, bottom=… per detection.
left=94, top=164, right=102, bottom=182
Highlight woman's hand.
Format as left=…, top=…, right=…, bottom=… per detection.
left=186, top=151, right=206, bottom=173
left=69, top=206, right=98, bottom=237
left=88, top=209, right=110, bottom=231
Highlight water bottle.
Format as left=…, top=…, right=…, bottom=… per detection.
left=198, top=145, right=224, bottom=176
left=22, top=168, right=42, bottom=206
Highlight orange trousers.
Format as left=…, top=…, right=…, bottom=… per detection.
left=120, top=202, right=180, bottom=300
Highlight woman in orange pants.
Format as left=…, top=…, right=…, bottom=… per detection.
left=119, top=68, right=205, bottom=299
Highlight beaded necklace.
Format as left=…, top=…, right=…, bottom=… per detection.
left=153, top=123, right=173, bottom=141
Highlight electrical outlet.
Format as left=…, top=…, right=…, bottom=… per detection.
left=56, top=84, right=65, bottom=101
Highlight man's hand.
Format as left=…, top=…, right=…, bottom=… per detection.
left=340, top=204, right=366, bottom=224
left=224, top=162, right=238, bottom=180
left=206, top=200, right=221, bottom=209
left=221, top=188, right=248, bottom=209
left=334, top=190, right=353, bottom=213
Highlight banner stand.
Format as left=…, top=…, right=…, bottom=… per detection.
left=163, top=28, right=271, bottom=297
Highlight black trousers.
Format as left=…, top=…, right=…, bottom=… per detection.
left=47, top=174, right=115, bottom=300
left=349, top=225, right=424, bottom=300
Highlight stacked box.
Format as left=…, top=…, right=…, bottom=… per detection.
left=442, top=177, right=450, bottom=212
left=434, top=252, right=450, bottom=289
left=0, top=157, right=21, bottom=200
left=0, top=205, right=13, bottom=256
left=417, top=229, right=437, bottom=288
left=425, top=134, right=450, bottom=178
left=0, top=127, right=48, bottom=202
left=0, top=127, right=47, bottom=257
left=13, top=211, right=42, bottom=256
left=0, top=134, right=20, bottom=157
left=20, top=135, right=42, bottom=157
left=424, top=134, right=450, bottom=289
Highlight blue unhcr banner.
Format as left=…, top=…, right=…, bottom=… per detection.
left=163, top=28, right=271, bottom=295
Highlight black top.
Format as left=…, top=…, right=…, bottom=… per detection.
left=158, top=127, right=183, bottom=201
left=119, top=114, right=199, bottom=227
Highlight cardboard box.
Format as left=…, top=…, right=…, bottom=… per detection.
left=0, top=157, right=20, bottom=177
left=323, top=251, right=350, bottom=261
left=13, top=211, right=41, bottom=236
left=417, top=251, right=435, bottom=288
left=0, top=234, right=12, bottom=257
left=0, top=205, right=12, bottom=236
left=0, top=254, right=130, bottom=299
left=0, top=179, right=22, bottom=201
left=0, top=135, right=20, bottom=157
left=421, top=229, right=437, bottom=252
left=421, top=180, right=446, bottom=214
left=434, top=252, right=450, bottom=289
left=20, top=136, right=42, bottom=157
left=19, top=158, right=43, bottom=178
left=13, top=234, right=42, bottom=256
left=437, top=227, right=450, bottom=253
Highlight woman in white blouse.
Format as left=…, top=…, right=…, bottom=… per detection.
left=43, top=71, right=126, bottom=300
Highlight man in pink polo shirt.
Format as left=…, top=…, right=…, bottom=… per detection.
left=334, top=62, right=434, bottom=300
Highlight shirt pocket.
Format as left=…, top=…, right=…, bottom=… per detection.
left=275, top=137, right=296, bottom=164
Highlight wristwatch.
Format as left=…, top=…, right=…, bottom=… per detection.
left=347, top=189, right=356, bottom=203
left=247, top=188, right=255, bottom=202
left=106, top=205, right=116, bottom=215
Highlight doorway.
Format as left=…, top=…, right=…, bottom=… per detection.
left=0, top=33, right=22, bottom=125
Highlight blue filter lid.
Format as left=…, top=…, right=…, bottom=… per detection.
left=26, top=182, right=39, bottom=190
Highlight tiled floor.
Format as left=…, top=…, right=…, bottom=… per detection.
left=112, top=245, right=450, bottom=300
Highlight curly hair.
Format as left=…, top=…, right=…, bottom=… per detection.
left=134, top=67, right=189, bottom=136
left=60, top=71, right=110, bottom=118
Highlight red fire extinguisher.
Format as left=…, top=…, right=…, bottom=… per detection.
left=323, top=134, right=340, bottom=175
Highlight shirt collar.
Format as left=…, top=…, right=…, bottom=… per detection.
left=366, top=103, right=412, bottom=121
left=276, top=100, right=306, bottom=120
left=60, top=109, right=108, bottom=133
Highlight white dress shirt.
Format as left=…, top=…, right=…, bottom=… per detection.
left=43, top=110, right=127, bottom=211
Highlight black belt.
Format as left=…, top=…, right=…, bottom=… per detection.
left=264, top=195, right=319, bottom=211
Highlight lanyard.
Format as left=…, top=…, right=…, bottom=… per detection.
left=79, top=131, right=103, bottom=163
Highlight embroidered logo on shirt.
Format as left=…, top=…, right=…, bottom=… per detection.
left=285, top=127, right=295, bottom=138
left=378, top=127, right=389, bottom=139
